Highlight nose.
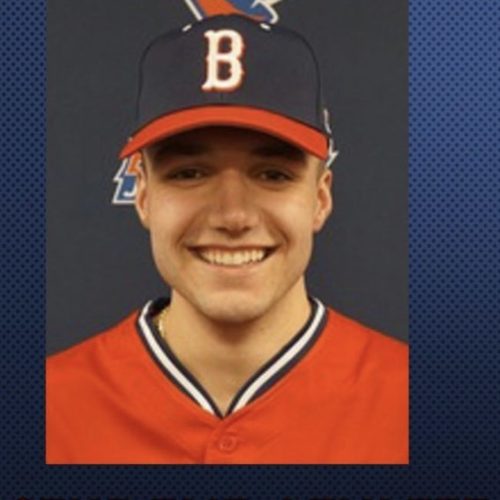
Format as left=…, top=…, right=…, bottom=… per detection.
left=207, top=170, right=259, bottom=234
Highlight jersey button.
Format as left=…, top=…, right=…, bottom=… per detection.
left=217, top=434, right=238, bottom=453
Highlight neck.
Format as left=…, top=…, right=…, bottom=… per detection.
left=161, top=281, right=311, bottom=415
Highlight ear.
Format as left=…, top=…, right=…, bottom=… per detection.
left=313, top=168, right=333, bottom=232
left=134, top=153, right=150, bottom=230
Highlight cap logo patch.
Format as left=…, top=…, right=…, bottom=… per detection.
left=202, top=29, right=245, bottom=92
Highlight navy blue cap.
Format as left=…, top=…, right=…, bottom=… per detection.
left=120, top=15, right=335, bottom=163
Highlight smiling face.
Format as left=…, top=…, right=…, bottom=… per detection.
left=135, top=126, right=333, bottom=324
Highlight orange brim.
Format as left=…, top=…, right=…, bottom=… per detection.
left=119, top=106, right=328, bottom=160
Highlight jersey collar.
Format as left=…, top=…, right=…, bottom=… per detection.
left=136, top=297, right=327, bottom=419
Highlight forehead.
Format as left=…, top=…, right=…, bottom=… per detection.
left=145, top=126, right=308, bottom=162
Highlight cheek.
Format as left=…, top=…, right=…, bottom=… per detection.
left=282, top=187, right=318, bottom=226
left=266, top=191, right=317, bottom=248
left=289, top=191, right=319, bottom=259
left=147, top=192, right=201, bottom=255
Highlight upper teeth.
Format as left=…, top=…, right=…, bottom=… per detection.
left=198, top=249, right=267, bottom=266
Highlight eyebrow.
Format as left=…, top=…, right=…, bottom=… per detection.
left=149, top=141, right=209, bottom=162
left=251, top=143, right=306, bottom=162
left=148, top=137, right=306, bottom=164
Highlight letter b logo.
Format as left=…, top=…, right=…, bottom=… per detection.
left=202, top=29, right=245, bottom=92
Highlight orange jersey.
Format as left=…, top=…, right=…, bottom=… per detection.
left=46, top=298, right=408, bottom=464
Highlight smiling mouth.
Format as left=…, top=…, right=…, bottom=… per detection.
left=192, top=247, right=276, bottom=267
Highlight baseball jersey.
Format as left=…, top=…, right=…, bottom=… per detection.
left=46, top=298, right=408, bottom=464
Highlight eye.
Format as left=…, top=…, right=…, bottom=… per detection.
left=256, top=168, right=294, bottom=182
left=166, top=166, right=207, bottom=181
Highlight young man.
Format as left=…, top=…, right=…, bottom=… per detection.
left=46, top=14, right=408, bottom=464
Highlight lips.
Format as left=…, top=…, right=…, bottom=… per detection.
left=192, top=247, right=275, bottom=267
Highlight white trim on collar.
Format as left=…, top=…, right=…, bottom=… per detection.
left=138, top=298, right=326, bottom=417
left=231, top=298, right=325, bottom=412
left=138, top=303, right=217, bottom=415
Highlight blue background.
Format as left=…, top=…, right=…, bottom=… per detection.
left=1, top=0, right=499, bottom=499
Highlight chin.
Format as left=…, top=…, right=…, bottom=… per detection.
left=195, top=294, right=271, bottom=325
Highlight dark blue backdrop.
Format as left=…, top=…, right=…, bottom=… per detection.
left=1, top=0, right=499, bottom=499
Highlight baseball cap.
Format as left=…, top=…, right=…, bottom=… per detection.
left=119, top=14, right=336, bottom=164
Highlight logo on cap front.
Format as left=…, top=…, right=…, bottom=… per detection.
left=202, top=29, right=245, bottom=92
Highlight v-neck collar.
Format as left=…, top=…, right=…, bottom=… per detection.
left=136, top=297, right=327, bottom=419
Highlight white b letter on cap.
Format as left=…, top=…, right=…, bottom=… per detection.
left=202, top=29, right=245, bottom=92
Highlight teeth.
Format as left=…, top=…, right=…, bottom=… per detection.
left=198, top=249, right=267, bottom=266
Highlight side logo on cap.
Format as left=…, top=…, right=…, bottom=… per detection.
left=202, top=29, right=245, bottom=92
left=184, top=0, right=283, bottom=24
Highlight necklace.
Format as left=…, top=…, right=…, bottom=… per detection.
left=157, top=306, right=169, bottom=340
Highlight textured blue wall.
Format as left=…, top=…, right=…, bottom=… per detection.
left=1, top=0, right=499, bottom=498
